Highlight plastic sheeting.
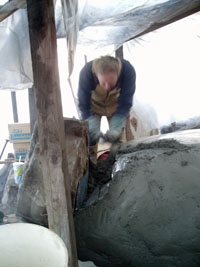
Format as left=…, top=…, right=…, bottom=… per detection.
left=112, top=152, right=134, bottom=178
left=123, top=13, right=200, bottom=126
left=0, top=8, right=33, bottom=90
left=57, top=0, right=200, bottom=49
left=58, top=0, right=78, bottom=77
left=0, top=0, right=200, bottom=129
left=0, top=0, right=200, bottom=90
left=76, top=0, right=200, bottom=49
left=67, top=11, right=200, bottom=128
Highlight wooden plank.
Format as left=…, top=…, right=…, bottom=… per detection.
left=115, top=46, right=123, bottom=58
left=26, top=1, right=78, bottom=266
left=0, top=160, right=14, bottom=164
left=0, top=0, right=25, bottom=23
left=128, top=5, right=200, bottom=42
left=64, top=118, right=89, bottom=207
left=11, top=92, right=18, bottom=123
left=115, top=46, right=134, bottom=141
left=0, top=139, right=10, bottom=160
left=28, top=87, right=37, bottom=134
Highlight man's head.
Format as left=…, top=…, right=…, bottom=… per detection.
left=93, top=56, right=121, bottom=91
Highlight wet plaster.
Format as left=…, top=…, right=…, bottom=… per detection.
left=75, top=130, right=200, bottom=267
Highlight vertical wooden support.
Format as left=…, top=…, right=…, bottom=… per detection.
left=115, top=45, right=123, bottom=58
left=115, top=45, right=133, bottom=141
left=26, top=1, right=78, bottom=266
left=115, top=46, right=135, bottom=141
left=28, top=86, right=37, bottom=134
left=11, top=91, right=18, bottom=122
left=84, top=54, right=87, bottom=64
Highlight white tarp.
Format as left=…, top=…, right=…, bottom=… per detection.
left=0, top=0, right=199, bottom=143
left=0, top=0, right=199, bottom=90
left=0, top=8, right=32, bottom=90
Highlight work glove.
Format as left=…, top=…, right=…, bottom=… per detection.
left=103, top=129, right=121, bottom=143
left=104, top=114, right=126, bottom=143
left=87, top=115, right=103, bottom=145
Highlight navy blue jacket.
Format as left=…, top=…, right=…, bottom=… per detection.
left=78, top=58, right=136, bottom=120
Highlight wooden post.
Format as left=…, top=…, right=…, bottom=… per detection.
left=11, top=91, right=18, bottom=122
left=115, top=45, right=134, bottom=141
left=26, top=1, right=78, bottom=266
left=28, top=86, right=36, bottom=134
left=115, top=45, right=123, bottom=58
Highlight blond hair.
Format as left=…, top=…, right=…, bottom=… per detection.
left=93, top=56, right=121, bottom=76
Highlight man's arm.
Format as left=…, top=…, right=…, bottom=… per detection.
left=78, top=61, right=94, bottom=120
left=104, top=60, right=136, bottom=143
left=116, top=59, right=136, bottom=117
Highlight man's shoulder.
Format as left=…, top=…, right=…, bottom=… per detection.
left=121, top=58, right=133, bottom=67
left=79, top=60, right=96, bottom=83
left=81, top=60, right=93, bottom=73
left=120, top=58, right=135, bottom=75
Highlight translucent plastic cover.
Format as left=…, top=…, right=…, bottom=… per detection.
left=0, top=0, right=199, bottom=90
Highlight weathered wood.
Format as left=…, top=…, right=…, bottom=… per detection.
left=0, top=0, right=25, bottom=23
left=115, top=46, right=135, bottom=141
left=115, top=46, right=123, bottom=58
left=11, top=92, right=18, bottom=123
left=64, top=118, right=89, bottom=207
left=128, top=5, right=200, bottom=42
left=26, top=1, right=78, bottom=266
left=0, top=160, right=14, bottom=164
left=16, top=118, right=89, bottom=225
left=28, top=87, right=36, bottom=134
left=115, top=46, right=135, bottom=142
left=0, top=139, right=9, bottom=160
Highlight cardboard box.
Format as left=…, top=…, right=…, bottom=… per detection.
left=13, top=142, right=30, bottom=161
left=8, top=123, right=31, bottom=143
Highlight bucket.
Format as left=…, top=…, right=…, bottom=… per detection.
left=13, top=162, right=24, bottom=184
left=0, top=223, right=68, bottom=267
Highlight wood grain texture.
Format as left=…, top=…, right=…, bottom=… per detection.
left=26, top=1, right=78, bottom=266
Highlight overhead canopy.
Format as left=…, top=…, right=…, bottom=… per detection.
left=56, top=0, right=200, bottom=48
left=0, top=0, right=199, bottom=90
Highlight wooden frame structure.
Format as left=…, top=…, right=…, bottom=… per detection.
left=26, top=0, right=78, bottom=266
left=0, top=1, right=200, bottom=266
left=0, top=0, right=78, bottom=266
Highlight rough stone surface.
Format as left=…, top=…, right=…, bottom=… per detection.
left=17, top=143, right=47, bottom=225
left=75, top=130, right=200, bottom=267
left=0, top=166, right=19, bottom=216
left=0, top=164, right=12, bottom=203
left=16, top=122, right=47, bottom=225
left=16, top=118, right=88, bottom=225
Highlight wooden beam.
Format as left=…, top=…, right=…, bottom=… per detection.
left=115, top=46, right=123, bottom=58
left=0, top=0, right=25, bottom=23
left=0, top=139, right=9, bottom=161
left=127, top=5, right=200, bottom=42
left=11, top=91, right=18, bottom=122
left=0, top=160, right=14, bottom=164
left=26, top=1, right=78, bottom=266
left=28, top=86, right=36, bottom=134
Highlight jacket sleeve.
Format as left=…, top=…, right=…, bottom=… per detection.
left=78, top=61, right=94, bottom=120
left=115, top=59, right=136, bottom=117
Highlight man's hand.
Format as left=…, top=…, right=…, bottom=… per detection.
left=103, top=130, right=121, bottom=143
left=109, top=114, right=126, bottom=131
left=103, top=114, right=126, bottom=143
left=87, top=115, right=102, bottom=145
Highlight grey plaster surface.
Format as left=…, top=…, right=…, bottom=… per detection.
left=75, top=130, right=200, bottom=267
